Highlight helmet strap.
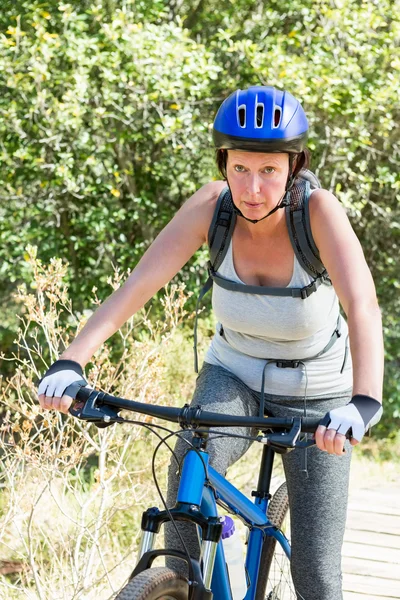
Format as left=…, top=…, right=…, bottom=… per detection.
left=232, top=191, right=290, bottom=224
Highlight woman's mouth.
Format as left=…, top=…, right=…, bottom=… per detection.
left=243, top=201, right=263, bottom=209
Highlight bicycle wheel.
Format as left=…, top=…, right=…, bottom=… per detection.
left=255, top=482, right=296, bottom=600
left=115, top=567, right=189, bottom=600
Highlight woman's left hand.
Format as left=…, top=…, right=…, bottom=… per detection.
left=315, top=395, right=383, bottom=456
left=315, top=423, right=356, bottom=455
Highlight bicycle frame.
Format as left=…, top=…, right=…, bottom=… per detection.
left=135, top=435, right=291, bottom=600
left=207, top=469, right=290, bottom=599
left=70, top=389, right=322, bottom=599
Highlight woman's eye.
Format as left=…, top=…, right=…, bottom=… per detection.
left=233, top=165, right=275, bottom=174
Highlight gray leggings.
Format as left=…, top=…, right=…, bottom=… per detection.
left=166, top=363, right=353, bottom=600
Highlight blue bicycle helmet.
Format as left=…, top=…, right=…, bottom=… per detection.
left=213, top=86, right=308, bottom=153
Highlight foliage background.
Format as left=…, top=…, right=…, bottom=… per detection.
left=0, top=1, right=399, bottom=427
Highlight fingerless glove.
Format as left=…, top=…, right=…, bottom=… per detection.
left=319, top=394, right=382, bottom=441
left=38, top=359, right=87, bottom=399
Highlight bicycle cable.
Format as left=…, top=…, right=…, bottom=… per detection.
left=111, top=417, right=184, bottom=472
left=114, top=417, right=212, bottom=585
left=107, top=414, right=308, bottom=587
left=300, top=362, right=309, bottom=476
left=150, top=427, right=209, bottom=586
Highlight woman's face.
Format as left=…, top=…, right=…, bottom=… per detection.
left=226, top=150, right=289, bottom=220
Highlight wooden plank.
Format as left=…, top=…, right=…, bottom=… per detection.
left=343, top=572, right=400, bottom=597
left=342, top=540, right=400, bottom=564
left=348, top=501, right=400, bottom=518
left=343, top=555, right=400, bottom=579
left=344, top=529, right=400, bottom=550
left=340, top=462, right=400, bottom=596
left=344, top=593, right=395, bottom=600
left=348, top=489, right=400, bottom=516
left=346, top=510, right=400, bottom=535
left=344, top=593, right=394, bottom=600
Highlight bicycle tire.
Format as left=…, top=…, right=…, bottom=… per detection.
left=115, top=566, right=189, bottom=600
left=255, top=482, right=296, bottom=600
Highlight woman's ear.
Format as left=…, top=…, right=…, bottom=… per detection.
left=215, top=148, right=228, bottom=180
left=291, top=151, right=306, bottom=179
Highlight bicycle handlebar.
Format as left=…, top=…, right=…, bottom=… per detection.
left=71, top=387, right=322, bottom=434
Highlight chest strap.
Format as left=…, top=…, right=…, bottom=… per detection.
left=209, top=264, right=324, bottom=298
left=193, top=267, right=325, bottom=372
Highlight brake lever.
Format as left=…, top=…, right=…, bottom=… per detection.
left=295, top=438, right=316, bottom=449
left=259, top=417, right=302, bottom=449
left=69, top=390, right=121, bottom=427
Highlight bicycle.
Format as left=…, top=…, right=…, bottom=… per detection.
left=70, top=387, right=326, bottom=600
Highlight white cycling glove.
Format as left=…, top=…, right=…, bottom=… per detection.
left=319, top=394, right=383, bottom=442
left=38, top=359, right=88, bottom=399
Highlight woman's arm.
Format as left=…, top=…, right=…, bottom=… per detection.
left=60, top=180, right=226, bottom=367
left=309, top=189, right=384, bottom=454
left=39, top=180, right=225, bottom=413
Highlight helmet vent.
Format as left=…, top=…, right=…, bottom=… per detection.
left=238, top=104, right=246, bottom=127
left=256, top=103, right=264, bottom=128
left=273, top=107, right=282, bottom=128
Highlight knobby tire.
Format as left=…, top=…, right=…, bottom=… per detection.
left=115, top=566, right=189, bottom=600
left=255, top=482, right=293, bottom=600
left=116, top=485, right=290, bottom=600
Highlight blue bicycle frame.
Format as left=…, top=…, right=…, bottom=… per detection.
left=136, top=440, right=290, bottom=600
left=70, top=386, right=318, bottom=599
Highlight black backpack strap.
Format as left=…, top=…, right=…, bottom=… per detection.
left=193, top=276, right=213, bottom=373
left=209, top=267, right=324, bottom=298
left=193, top=187, right=237, bottom=372
left=208, top=186, right=236, bottom=271
left=286, top=179, right=330, bottom=281
left=299, top=168, right=321, bottom=189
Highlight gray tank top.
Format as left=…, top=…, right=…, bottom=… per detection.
left=205, top=240, right=353, bottom=397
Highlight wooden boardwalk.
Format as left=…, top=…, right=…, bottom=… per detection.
left=343, top=485, right=400, bottom=599
left=232, top=444, right=400, bottom=598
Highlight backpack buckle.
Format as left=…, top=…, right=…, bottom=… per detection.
left=300, top=281, right=317, bottom=299
left=217, top=211, right=232, bottom=228
left=276, top=360, right=300, bottom=369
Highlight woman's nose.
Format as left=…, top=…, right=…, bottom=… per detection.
left=247, top=173, right=261, bottom=195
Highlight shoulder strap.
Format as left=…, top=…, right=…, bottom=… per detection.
left=208, top=186, right=236, bottom=272
left=194, top=187, right=236, bottom=372
left=286, top=174, right=329, bottom=280
left=299, top=168, right=321, bottom=189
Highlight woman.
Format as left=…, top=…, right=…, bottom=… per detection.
left=38, top=86, right=383, bottom=600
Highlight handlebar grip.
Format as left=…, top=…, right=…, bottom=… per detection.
left=76, top=387, right=93, bottom=402
left=300, top=417, right=324, bottom=433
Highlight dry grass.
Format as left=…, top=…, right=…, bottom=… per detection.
left=0, top=246, right=196, bottom=599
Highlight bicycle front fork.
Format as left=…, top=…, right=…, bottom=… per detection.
left=136, top=525, right=218, bottom=589
left=135, top=503, right=221, bottom=592
left=137, top=530, right=156, bottom=559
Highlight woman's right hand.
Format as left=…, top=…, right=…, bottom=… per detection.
left=38, top=359, right=88, bottom=415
